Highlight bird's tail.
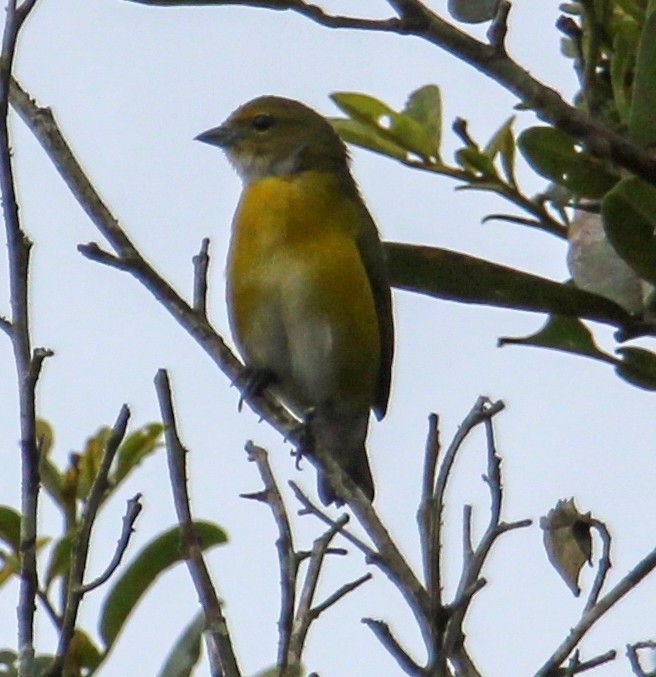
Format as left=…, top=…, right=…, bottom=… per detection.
left=310, top=411, right=375, bottom=506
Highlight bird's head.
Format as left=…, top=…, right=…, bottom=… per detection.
left=196, top=96, right=350, bottom=184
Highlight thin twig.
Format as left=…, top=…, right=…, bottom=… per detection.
left=47, top=405, right=132, bottom=677
left=77, top=495, right=142, bottom=593
left=155, top=368, right=241, bottom=677
left=362, top=618, right=425, bottom=676
left=486, top=0, right=510, bottom=52
left=583, top=518, right=612, bottom=612
left=192, top=238, right=211, bottom=317
left=553, top=649, right=615, bottom=675
left=1, top=2, right=45, bottom=673
left=627, top=641, right=656, bottom=677
left=242, top=441, right=297, bottom=672
left=534, top=545, right=656, bottom=677
left=417, top=414, right=440, bottom=598
left=311, top=573, right=372, bottom=617
left=288, top=515, right=350, bottom=662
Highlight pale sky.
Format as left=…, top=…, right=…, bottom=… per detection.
left=2, top=1, right=656, bottom=675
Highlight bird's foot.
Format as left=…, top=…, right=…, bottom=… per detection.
left=236, top=367, right=275, bottom=412
left=288, top=408, right=315, bottom=470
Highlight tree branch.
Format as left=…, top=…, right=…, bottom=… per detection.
left=241, top=441, right=297, bottom=673
left=155, top=368, right=242, bottom=677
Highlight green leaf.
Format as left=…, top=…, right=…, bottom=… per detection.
left=45, top=534, right=74, bottom=590
left=611, top=20, right=640, bottom=122
left=384, top=242, right=635, bottom=327
left=602, top=177, right=656, bottom=285
left=157, top=613, right=204, bottom=677
left=67, top=630, right=103, bottom=672
left=0, top=506, right=21, bottom=552
left=99, top=521, right=228, bottom=651
left=329, top=118, right=408, bottom=162
left=455, top=147, right=498, bottom=177
left=498, top=315, right=615, bottom=363
left=518, top=126, right=618, bottom=198
left=615, top=346, right=656, bottom=389
left=629, top=7, right=656, bottom=146
left=0, top=651, right=17, bottom=677
left=331, top=92, right=436, bottom=160
left=402, top=85, right=442, bottom=159
left=113, top=423, right=164, bottom=486
left=484, top=116, right=516, bottom=185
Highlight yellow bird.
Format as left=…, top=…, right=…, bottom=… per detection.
left=197, top=96, right=394, bottom=505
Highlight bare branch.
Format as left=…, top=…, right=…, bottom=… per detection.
left=288, top=515, right=350, bottom=661
left=193, top=237, right=211, bottom=317
left=535, top=545, right=656, bottom=677
left=47, top=405, right=132, bottom=677
left=242, top=441, right=297, bottom=671
left=155, top=368, right=241, bottom=677
left=77, top=495, right=142, bottom=594
left=311, top=573, right=372, bottom=617
left=362, top=618, right=425, bottom=676
left=1, top=3, right=46, bottom=673
left=627, top=641, right=656, bottom=677
left=584, top=519, right=612, bottom=612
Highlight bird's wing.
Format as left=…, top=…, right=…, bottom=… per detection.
left=354, top=205, right=394, bottom=420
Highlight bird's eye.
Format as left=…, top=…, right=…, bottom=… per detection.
left=252, top=113, right=276, bottom=132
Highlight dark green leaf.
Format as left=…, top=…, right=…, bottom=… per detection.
left=602, top=177, right=656, bottom=285
left=0, top=506, right=21, bottom=552
left=615, top=346, right=656, bottom=389
left=518, top=126, right=618, bottom=198
left=68, top=630, right=103, bottom=672
left=99, top=521, right=228, bottom=651
left=0, top=650, right=18, bottom=677
left=331, top=92, right=436, bottom=159
left=498, top=316, right=615, bottom=364
left=157, top=612, right=204, bottom=677
left=448, top=0, right=500, bottom=22
left=629, top=8, right=656, bottom=146
left=113, top=423, right=164, bottom=486
left=329, top=118, right=407, bottom=162
left=402, top=85, right=442, bottom=159
left=384, top=242, right=634, bottom=327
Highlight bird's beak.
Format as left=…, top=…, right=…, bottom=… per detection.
left=195, top=124, right=240, bottom=148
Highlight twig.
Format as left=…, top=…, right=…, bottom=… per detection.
left=77, top=495, right=142, bottom=593
left=627, top=641, right=656, bottom=677
left=242, top=441, right=297, bottom=672
left=584, top=518, right=612, bottom=612
left=289, top=481, right=375, bottom=559
left=36, top=589, right=61, bottom=630
left=362, top=618, right=425, bottom=676
left=192, top=238, right=211, bottom=317
left=443, top=399, right=531, bottom=659
left=432, top=398, right=505, bottom=621
left=1, top=2, right=46, bottom=674
left=47, top=405, right=132, bottom=677
left=417, top=414, right=440, bottom=598
left=288, top=515, right=351, bottom=662
left=486, top=0, right=510, bottom=52
left=534, top=545, right=656, bottom=677
left=155, top=368, right=241, bottom=677
left=311, top=573, right=372, bottom=617
left=554, top=649, right=615, bottom=675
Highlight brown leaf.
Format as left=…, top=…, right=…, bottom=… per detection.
left=540, top=498, right=593, bottom=596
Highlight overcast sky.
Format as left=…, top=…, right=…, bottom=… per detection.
left=2, top=1, right=656, bottom=675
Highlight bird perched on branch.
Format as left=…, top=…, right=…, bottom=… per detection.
left=197, top=95, right=394, bottom=505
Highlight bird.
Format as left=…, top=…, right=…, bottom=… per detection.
left=196, top=95, right=394, bottom=505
